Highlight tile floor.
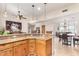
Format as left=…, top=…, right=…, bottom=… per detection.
left=53, top=37, right=79, bottom=56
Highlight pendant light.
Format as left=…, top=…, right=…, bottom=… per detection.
left=64, top=19, right=67, bottom=32
left=29, top=4, right=35, bottom=24
left=32, top=4, right=35, bottom=20
left=16, top=3, right=20, bottom=20
left=41, top=3, right=47, bottom=34
left=40, top=3, right=47, bottom=24
left=4, top=3, right=8, bottom=18
left=44, top=3, right=47, bottom=20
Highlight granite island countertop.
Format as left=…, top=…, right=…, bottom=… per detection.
left=0, top=35, right=52, bottom=45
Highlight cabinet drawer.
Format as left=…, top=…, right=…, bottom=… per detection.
left=14, top=40, right=26, bottom=46
left=36, top=40, right=46, bottom=45
left=0, top=48, right=13, bottom=56
left=0, top=43, right=13, bottom=50
left=4, top=43, right=14, bottom=48
left=28, top=39, right=36, bottom=43
left=28, top=39, right=36, bottom=52
left=28, top=39, right=36, bottom=45
left=28, top=40, right=36, bottom=46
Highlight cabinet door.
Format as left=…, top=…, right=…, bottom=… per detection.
left=20, top=44, right=26, bottom=56
left=13, top=45, right=22, bottom=56
left=21, top=40, right=28, bottom=56
left=0, top=43, right=14, bottom=56
left=46, top=39, right=52, bottom=56
left=4, top=48, right=13, bottom=56
left=13, top=40, right=27, bottom=56
left=13, top=44, right=27, bottom=56
left=20, top=40, right=28, bottom=56
left=36, top=40, right=46, bottom=56
left=0, top=48, right=13, bottom=56
left=28, top=39, right=36, bottom=56
left=25, top=40, right=28, bottom=56
left=0, top=50, right=6, bottom=56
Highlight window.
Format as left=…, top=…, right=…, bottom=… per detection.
left=58, top=22, right=76, bottom=33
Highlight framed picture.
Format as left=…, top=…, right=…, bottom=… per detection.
left=6, top=21, right=22, bottom=33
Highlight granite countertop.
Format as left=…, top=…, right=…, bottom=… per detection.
left=0, top=35, right=52, bottom=45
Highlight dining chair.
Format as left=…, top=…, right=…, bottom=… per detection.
left=62, top=33, right=71, bottom=46
left=73, top=36, right=79, bottom=46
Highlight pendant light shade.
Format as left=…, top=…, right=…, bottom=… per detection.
left=32, top=4, right=35, bottom=7
left=4, top=3, right=8, bottom=18
left=32, top=4, right=35, bottom=20
left=44, top=3, right=47, bottom=20
left=29, top=4, right=35, bottom=24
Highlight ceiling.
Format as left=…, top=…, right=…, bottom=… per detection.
left=0, top=3, right=74, bottom=19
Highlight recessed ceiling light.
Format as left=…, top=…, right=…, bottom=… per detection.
left=37, top=7, right=41, bottom=11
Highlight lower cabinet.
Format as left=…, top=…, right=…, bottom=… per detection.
left=0, top=40, right=28, bottom=56
left=13, top=40, right=27, bottom=56
left=4, top=48, right=13, bottom=56
left=24, top=40, right=28, bottom=56
left=28, top=39, right=37, bottom=56
left=0, top=51, right=6, bottom=56
left=0, top=38, right=52, bottom=56
left=21, top=44, right=27, bottom=56
left=36, top=40, right=46, bottom=56
left=46, top=39, right=52, bottom=56
left=13, top=44, right=26, bottom=56
left=36, top=39, right=52, bottom=56
left=0, top=48, right=13, bottom=56
left=27, top=38, right=52, bottom=56
left=13, top=45, right=22, bottom=56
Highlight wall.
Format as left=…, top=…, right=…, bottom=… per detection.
left=35, top=4, right=79, bottom=35
left=0, top=14, right=29, bottom=33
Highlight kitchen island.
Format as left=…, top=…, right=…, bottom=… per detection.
left=0, top=34, right=52, bottom=56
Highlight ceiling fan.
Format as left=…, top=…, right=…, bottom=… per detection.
left=17, top=10, right=27, bottom=20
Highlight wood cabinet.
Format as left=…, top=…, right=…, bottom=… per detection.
left=28, top=39, right=37, bottom=56
left=0, top=50, right=13, bottom=56
left=0, top=43, right=13, bottom=56
left=0, top=37, right=52, bottom=56
left=36, top=39, right=52, bottom=56
left=13, top=45, right=22, bottom=56
left=4, top=48, right=13, bottom=56
left=46, top=39, right=52, bottom=56
left=36, top=40, right=46, bottom=56
left=23, top=39, right=28, bottom=56
left=13, top=44, right=27, bottom=56
left=27, top=38, right=52, bottom=56
left=0, top=40, right=28, bottom=56
left=0, top=50, right=7, bottom=56
left=13, top=40, right=27, bottom=56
